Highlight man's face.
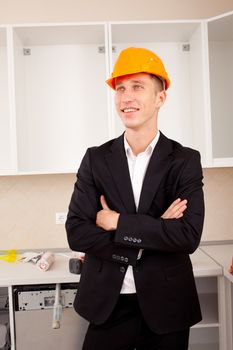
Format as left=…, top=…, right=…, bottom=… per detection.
left=114, top=73, right=166, bottom=132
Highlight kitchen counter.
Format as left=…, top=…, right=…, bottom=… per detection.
left=0, top=253, right=80, bottom=287
left=0, top=248, right=222, bottom=287
left=0, top=247, right=227, bottom=350
left=201, top=244, right=233, bottom=350
left=201, top=244, right=233, bottom=283
left=190, top=247, right=222, bottom=277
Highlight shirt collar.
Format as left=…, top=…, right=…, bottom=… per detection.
left=124, top=131, right=160, bottom=157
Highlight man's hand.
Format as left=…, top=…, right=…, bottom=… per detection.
left=161, top=198, right=187, bottom=219
left=96, top=195, right=120, bottom=231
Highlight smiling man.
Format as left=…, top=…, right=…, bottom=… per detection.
left=66, top=47, right=205, bottom=350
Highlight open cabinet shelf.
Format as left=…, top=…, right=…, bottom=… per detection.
left=207, top=12, right=233, bottom=166
left=0, top=12, right=233, bottom=174
left=12, top=24, right=109, bottom=174
left=0, top=287, right=10, bottom=349
left=109, top=21, right=209, bottom=166
left=0, top=28, right=13, bottom=175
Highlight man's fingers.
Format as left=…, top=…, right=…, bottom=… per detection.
left=100, top=195, right=110, bottom=210
left=161, top=199, right=187, bottom=219
left=173, top=203, right=187, bottom=217
left=172, top=201, right=187, bottom=215
left=169, top=198, right=181, bottom=209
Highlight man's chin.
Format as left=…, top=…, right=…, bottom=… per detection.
left=123, top=122, right=138, bottom=130
left=121, top=117, right=138, bottom=128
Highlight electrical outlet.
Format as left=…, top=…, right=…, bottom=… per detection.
left=55, top=212, right=67, bottom=224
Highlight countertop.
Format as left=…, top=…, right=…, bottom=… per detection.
left=0, top=253, right=80, bottom=287
left=201, top=244, right=233, bottom=283
left=0, top=248, right=222, bottom=287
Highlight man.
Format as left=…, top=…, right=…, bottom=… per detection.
left=66, top=47, right=204, bottom=350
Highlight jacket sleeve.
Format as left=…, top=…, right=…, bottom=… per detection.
left=65, top=148, right=139, bottom=266
left=114, top=151, right=205, bottom=254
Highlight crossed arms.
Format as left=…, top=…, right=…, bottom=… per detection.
left=96, top=195, right=187, bottom=231
left=66, top=147, right=204, bottom=264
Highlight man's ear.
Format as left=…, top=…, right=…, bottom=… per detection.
left=156, top=90, right=167, bottom=108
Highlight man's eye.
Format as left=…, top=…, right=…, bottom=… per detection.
left=116, top=86, right=124, bottom=92
left=134, top=85, right=143, bottom=90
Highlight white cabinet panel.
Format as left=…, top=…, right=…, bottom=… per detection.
left=1, top=13, right=233, bottom=175
left=109, top=22, right=208, bottom=166
left=0, top=28, right=13, bottom=174
left=189, top=328, right=219, bottom=350
left=208, top=13, right=233, bottom=166
left=13, top=24, right=109, bottom=173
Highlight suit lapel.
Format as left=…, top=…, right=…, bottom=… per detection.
left=138, top=133, right=173, bottom=214
left=105, top=134, right=136, bottom=213
left=104, top=132, right=173, bottom=214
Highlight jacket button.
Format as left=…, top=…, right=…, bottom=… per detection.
left=112, top=254, right=116, bottom=259
left=133, top=238, right=137, bottom=243
left=124, top=236, right=128, bottom=241
left=137, top=239, right=142, bottom=243
left=129, top=237, right=133, bottom=242
left=120, top=266, right=126, bottom=273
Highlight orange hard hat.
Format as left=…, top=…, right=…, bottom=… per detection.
left=106, top=47, right=170, bottom=90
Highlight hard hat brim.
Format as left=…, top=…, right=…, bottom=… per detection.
left=106, top=73, right=170, bottom=90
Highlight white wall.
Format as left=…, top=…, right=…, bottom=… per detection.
left=0, top=0, right=232, bottom=24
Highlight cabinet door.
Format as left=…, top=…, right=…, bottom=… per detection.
left=0, top=28, right=13, bottom=174
left=208, top=12, right=233, bottom=167
left=190, top=277, right=219, bottom=350
left=0, top=287, right=10, bottom=349
left=13, top=24, right=109, bottom=174
left=109, top=22, right=209, bottom=166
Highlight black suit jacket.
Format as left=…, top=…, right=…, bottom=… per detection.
left=66, top=132, right=204, bottom=334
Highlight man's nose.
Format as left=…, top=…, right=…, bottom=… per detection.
left=121, top=88, right=134, bottom=103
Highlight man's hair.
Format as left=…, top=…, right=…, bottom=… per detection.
left=150, top=75, right=165, bottom=92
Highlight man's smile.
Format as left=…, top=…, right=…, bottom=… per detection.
left=121, top=107, right=139, bottom=113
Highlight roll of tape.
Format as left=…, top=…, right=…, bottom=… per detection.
left=36, top=251, right=55, bottom=271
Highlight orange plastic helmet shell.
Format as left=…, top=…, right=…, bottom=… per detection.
left=106, top=47, right=170, bottom=90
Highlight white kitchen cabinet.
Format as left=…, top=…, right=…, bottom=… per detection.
left=12, top=23, right=109, bottom=174
left=207, top=12, right=233, bottom=167
left=108, top=21, right=210, bottom=167
left=1, top=13, right=233, bottom=175
left=225, top=280, right=233, bottom=350
left=0, top=248, right=225, bottom=350
left=0, top=27, right=14, bottom=175
left=0, top=287, right=10, bottom=349
left=190, top=249, right=225, bottom=350
left=189, top=277, right=219, bottom=350
left=201, top=244, right=233, bottom=350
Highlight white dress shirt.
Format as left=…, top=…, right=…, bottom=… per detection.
left=120, top=131, right=160, bottom=294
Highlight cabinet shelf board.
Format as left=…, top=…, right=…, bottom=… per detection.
left=212, top=157, right=233, bottom=167
left=13, top=25, right=106, bottom=46
left=188, top=344, right=218, bottom=350
left=111, top=22, right=201, bottom=43
left=0, top=28, right=7, bottom=46
left=192, top=323, right=219, bottom=329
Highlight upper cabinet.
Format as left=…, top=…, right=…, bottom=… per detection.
left=12, top=24, right=109, bottom=174
left=109, top=22, right=209, bottom=166
left=0, top=13, right=233, bottom=175
left=0, top=27, right=13, bottom=174
left=207, top=12, right=233, bottom=167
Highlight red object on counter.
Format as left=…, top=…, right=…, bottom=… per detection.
left=230, top=257, right=233, bottom=274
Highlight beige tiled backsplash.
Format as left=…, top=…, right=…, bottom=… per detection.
left=202, top=167, right=233, bottom=242
left=0, top=168, right=233, bottom=250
